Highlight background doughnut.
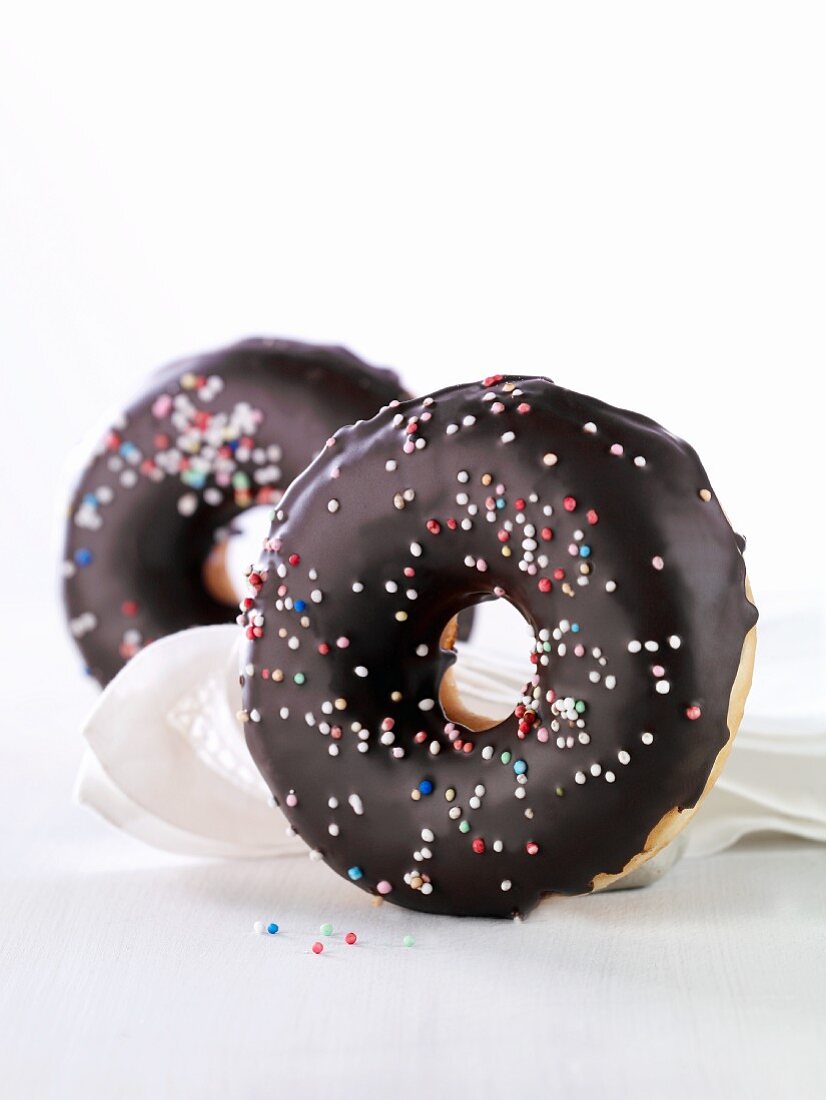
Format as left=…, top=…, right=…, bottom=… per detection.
left=62, top=338, right=404, bottom=685
left=241, top=375, right=757, bottom=918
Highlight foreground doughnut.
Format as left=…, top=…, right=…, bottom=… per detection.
left=242, top=376, right=757, bottom=918
left=63, top=338, right=403, bottom=685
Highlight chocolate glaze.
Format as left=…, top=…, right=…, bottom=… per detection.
left=242, top=376, right=757, bottom=918
left=62, top=338, right=405, bottom=685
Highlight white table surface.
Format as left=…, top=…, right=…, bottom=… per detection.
left=2, top=608, right=825, bottom=1099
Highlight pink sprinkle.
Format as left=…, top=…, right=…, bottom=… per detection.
left=286, top=793, right=298, bottom=807
left=686, top=705, right=702, bottom=721
left=652, top=665, right=665, bottom=677
left=537, top=727, right=549, bottom=743
left=491, top=401, right=505, bottom=413
left=610, top=443, right=624, bottom=456
left=517, top=403, right=531, bottom=414
left=376, top=880, right=393, bottom=895
left=152, top=394, right=173, bottom=418
left=652, top=556, right=664, bottom=570
left=336, top=637, right=350, bottom=648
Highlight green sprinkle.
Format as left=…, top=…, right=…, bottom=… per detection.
left=575, top=700, right=586, bottom=714
left=320, top=922, right=333, bottom=936
left=500, top=750, right=512, bottom=765
left=458, top=820, right=470, bottom=834
left=402, top=935, right=415, bottom=948
left=294, top=672, right=305, bottom=685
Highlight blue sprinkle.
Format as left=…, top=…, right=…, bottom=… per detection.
left=267, top=923, right=279, bottom=935
left=579, top=545, right=591, bottom=558
left=571, top=623, right=580, bottom=633
left=418, top=779, right=434, bottom=796
left=119, top=441, right=139, bottom=460
left=294, top=599, right=306, bottom=613
left=348, top=866, right=363, bottom=881
left=513, top=759, right=528, bottom=775
left=496, top=498, right=506, bottom=509
left=82, top=492, right=98, bottom=506
left=75, top=548, right=93, bottom=567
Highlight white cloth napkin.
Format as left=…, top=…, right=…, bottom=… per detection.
left=77, top=610, right=826, bottom=863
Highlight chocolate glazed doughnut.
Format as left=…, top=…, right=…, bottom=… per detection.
left=62, top=339, right=405, bottom=685
left=241, top=376, right=757, bottom=918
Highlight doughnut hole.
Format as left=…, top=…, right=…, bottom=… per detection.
left=439, top=597, right=535, bottom=732
left=202, top=503, right=278, bottom=606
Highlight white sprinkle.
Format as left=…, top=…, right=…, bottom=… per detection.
left=446, top=423, right=459, bottom=435
left=604, top=675, right=616, bottom=690
left=329, top=744, right=339, bottom=756
left=543, top=453, right=558, bottom=466
left=501, top=431, right=516, bottom=443
left=416, top=644, right=428, bottom=657
left=385, top=580, right=398, bottom=593
left=668, top=635, right=682, bottom=649
left=463, top=415, right=476, bottom=427
left=644, top=641, right=659, bottom=652
left=352, top=581, right=364, bottom=593
left=253, top=920, right=265, bottom=935
left=627, top=640, right=642, bottom=653
left=583, top=422, right=597, bottom=433
left=605, top=771, right=615, bottom=783
left=482, top=745, right=494, bottom=760
left=618, top=750, right=631, bottom=764
left=328, top=796, right=338, bottom=809
left=328, top=823, right=340, bottom=836
left=421, top=828, right=434, bottom=842
left=590, top=763, right=602, bottom=777
left=385, top=460, right=397, bottom=472
left=575, top=771, right=586, bottom=784
left=348, top=793, right=364, bottom=815
left=457, top=470, right=469, bottom=483
left=641, top=731, right=654, bottom=745
left=311, top=589, right=323, bottom=603
left=655, top=680, right=670, bottom=694
left=634, top=456, right=647, bottom=467
left=410, top=542, right=422, bottom=557
left=469, top=796, right=481, bottom=810
left=605, top=580, right=617, bottom=593
left=501, top=880, right=512, bottom=892
left=418, top=698, right=435, bottom=712
left=354, top=666, right=368, bottom=678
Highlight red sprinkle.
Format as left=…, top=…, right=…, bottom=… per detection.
left=288, top=554, right=300, bottom=566
left=471, top=838, right=486, bottom=854
left=586, top=509, right=599, bottom=525
left=686, top=705, right=702, bottom=721
left=483, top=374, right=504, bottom=387
left=541, top=527, right=553, bottom=541
left=538, top=577, right=552, bottom=593
left=516, top=403, right=531, bottom=414
left=318, top=643, right=330, bottom=655
left=345, top=932, right=357, bottom=945
left=514, top=498, right=526, bottom=511
left=311, top=942, right=324, bottom=955
left=553, top=568, right=566, bottom=581
left=121, top=600, right=139, bottom=617
left=563, top=496, right=577, bottom=512
left=426, top=519, right=441, bottom=535
left=526, top=842, right=540, bottom=856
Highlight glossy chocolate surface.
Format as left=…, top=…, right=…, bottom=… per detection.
left=243, top=376, right=756, bottom=918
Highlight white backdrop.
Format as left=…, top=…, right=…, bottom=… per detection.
left=1, top=2, right=825, bottom=621
left=2, top=5, right=825, bottom=1098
